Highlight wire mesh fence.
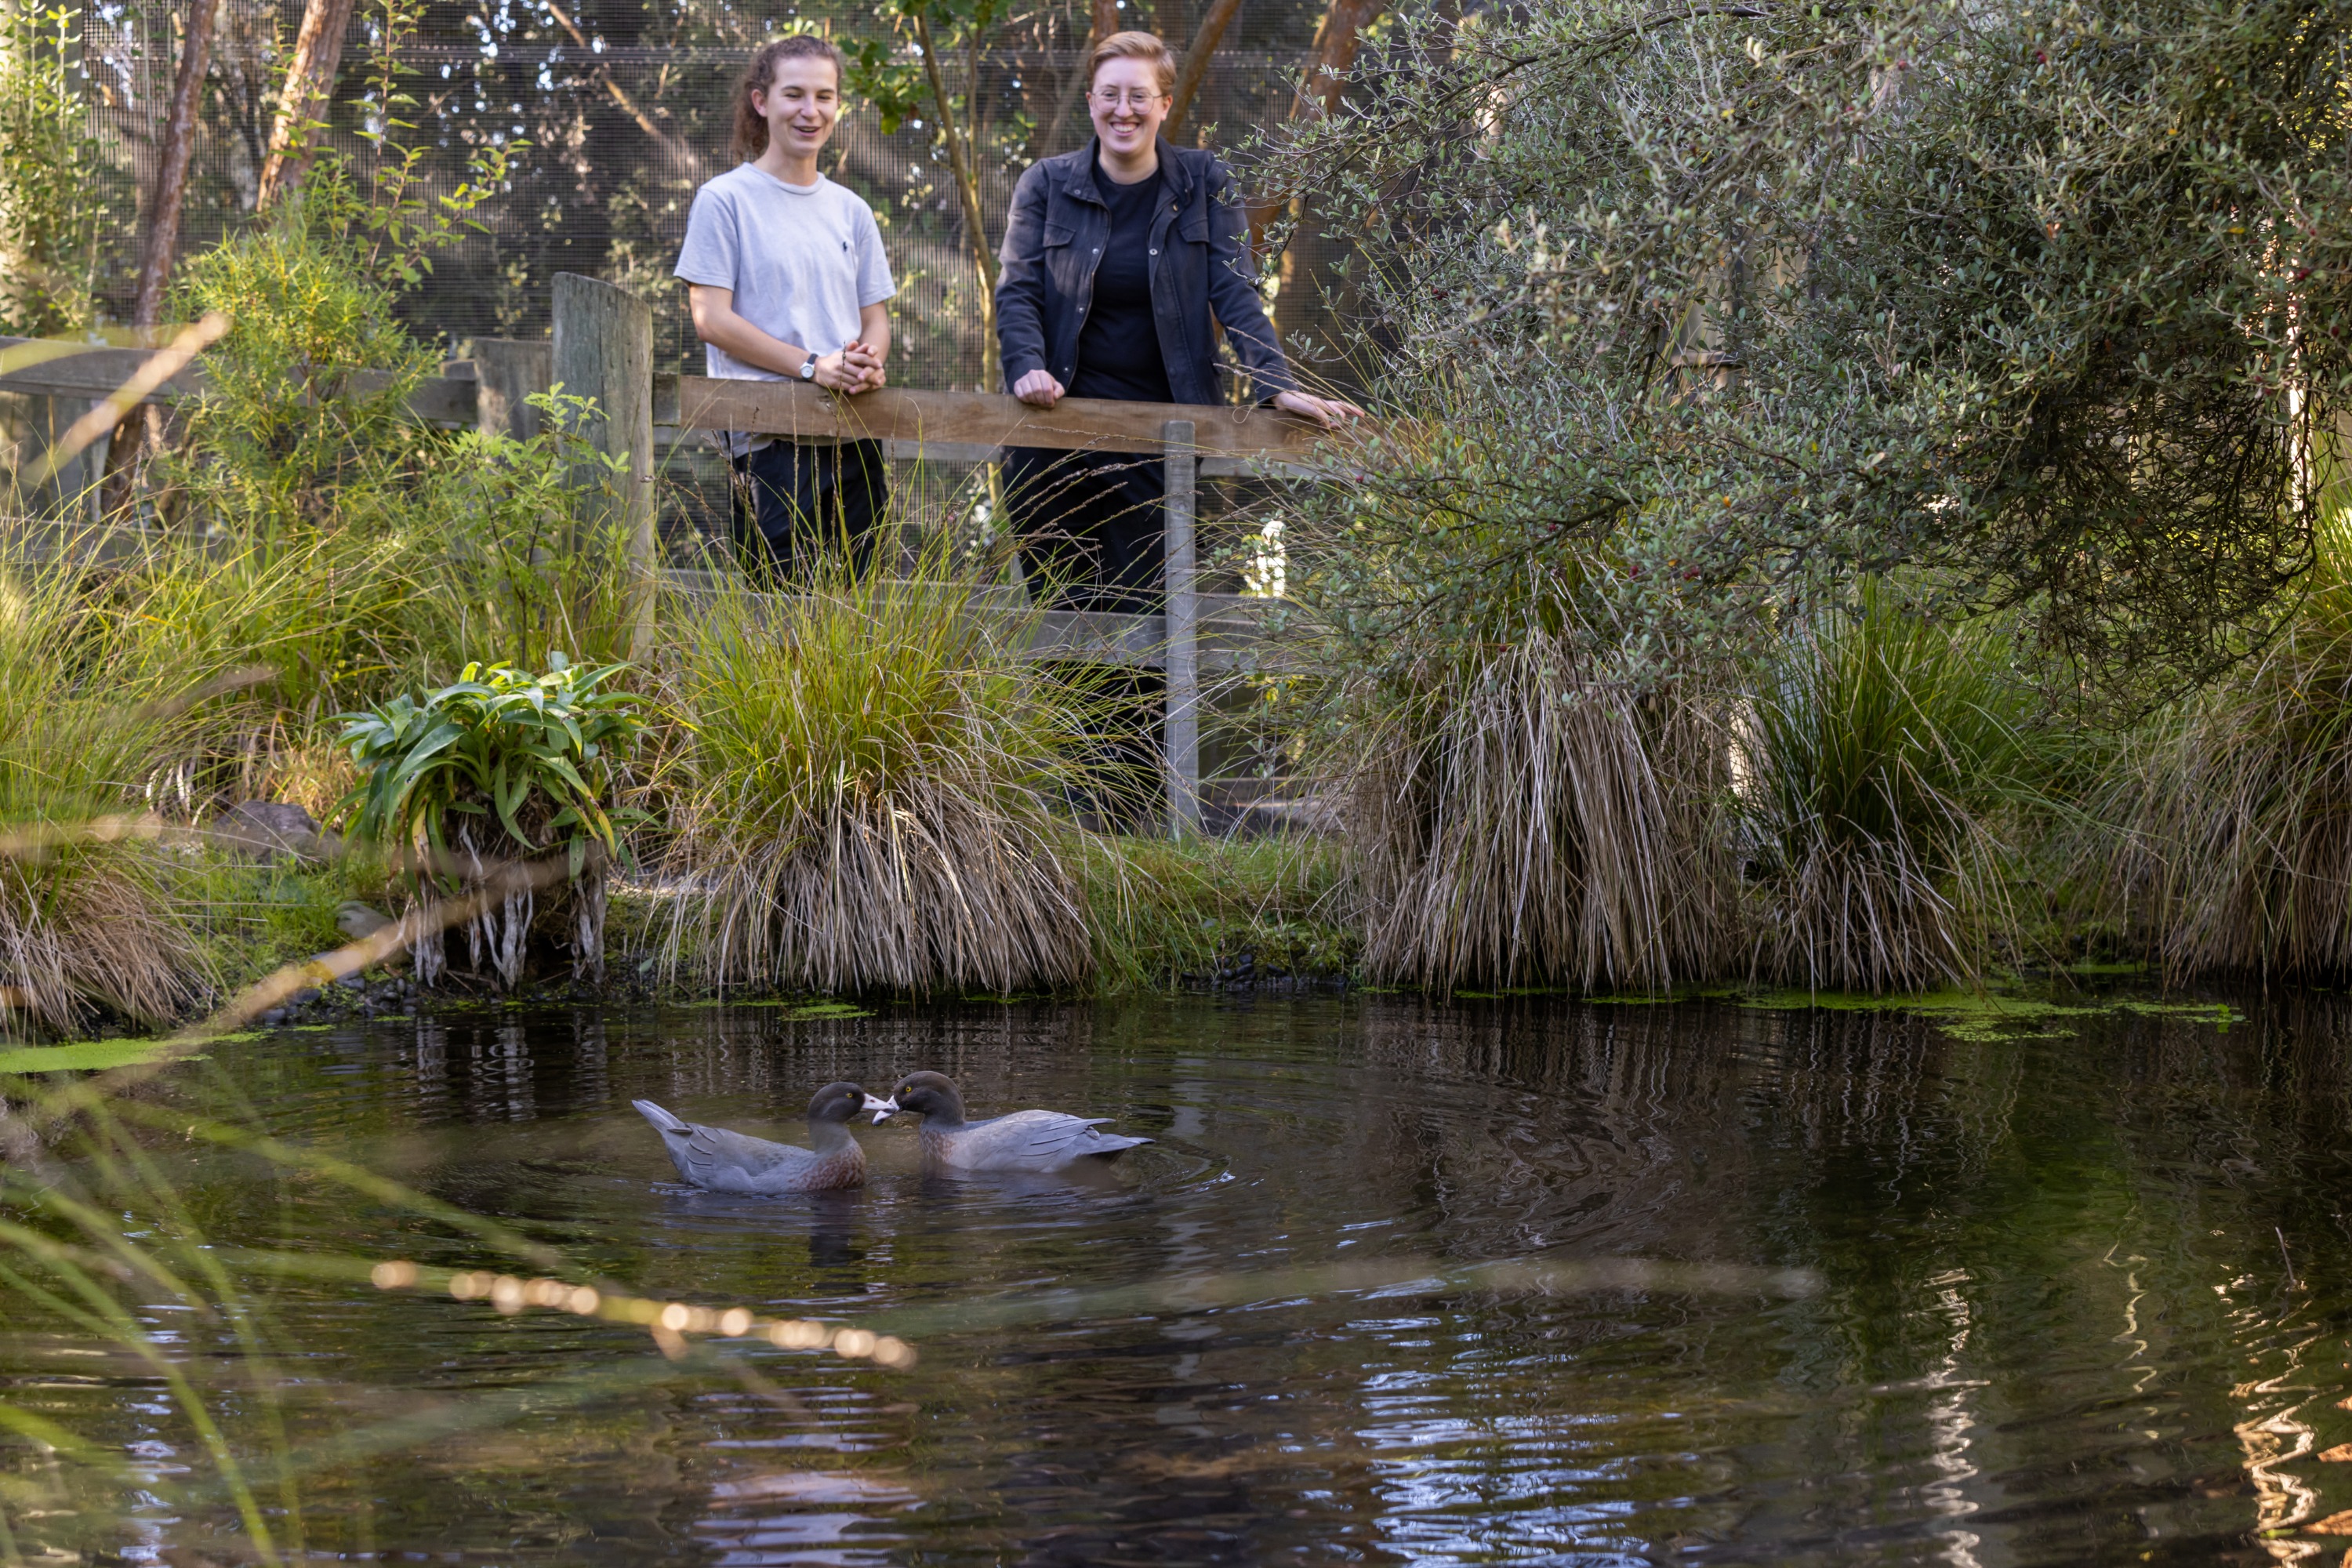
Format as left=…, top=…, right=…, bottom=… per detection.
left=67, top=0, right=1364, bottom=390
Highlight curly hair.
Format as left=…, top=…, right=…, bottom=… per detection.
left=732, top=35, right=849, bottom=162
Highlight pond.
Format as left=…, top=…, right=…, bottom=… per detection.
left=6, top=992, right=2352, bottom=1565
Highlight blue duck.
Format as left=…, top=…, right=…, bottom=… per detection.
left=867, top=1071, right=1151, bottom=1172
left=633, top=1081, right=869, bottom=1193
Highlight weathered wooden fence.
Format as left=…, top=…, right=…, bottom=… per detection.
left=0, top=273, right=1356, bottom=834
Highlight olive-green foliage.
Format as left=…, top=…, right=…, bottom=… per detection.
left=0, top=2, right=106, bottom=336
left=148, top=241, right=634, bottom=724
left=1737, top=586, right=2045, bottom=993
left=165, top=210, right=440, bottom=546
left=1265, top=0, right=2349, bottom=694
left=652, top=537, right=1093, bottom=996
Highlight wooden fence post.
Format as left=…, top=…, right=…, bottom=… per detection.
left=1163, top=419, right=1203, bottom=837
left=471, top=339, right=551, bottom=441
left=550, top=274, right=655, bottom=658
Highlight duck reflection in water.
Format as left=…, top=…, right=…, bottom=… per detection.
left=862, top=1071, right=1151, bottom=1173
left=804, top=1189, right=865, bottom=1273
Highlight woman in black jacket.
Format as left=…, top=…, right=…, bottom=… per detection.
left=994, top=29, right=1360, bottom=614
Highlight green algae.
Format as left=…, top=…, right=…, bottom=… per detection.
left=675, top=998, right=874, bottom=1018
left=0, top=1039, right=209, bottom=1074
left=1725, top=987, right=2243, bottom=1043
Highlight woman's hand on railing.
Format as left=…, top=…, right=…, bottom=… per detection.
left=1013, top=369, right=1066, bottom=408
left=817, top=343, right=887, bottom=394
left=1272, top=389, right=1367, bottom=428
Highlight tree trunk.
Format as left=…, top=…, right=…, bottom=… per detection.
left=912, top=5, right=1000, bottom=391
left=1247, top=0, right=1381, bottom=353
left=256, top=0, right=355, bottom=211
left=100, top=0, right=220, bottom=520
left=1164, top=0, right=1243, bottom=141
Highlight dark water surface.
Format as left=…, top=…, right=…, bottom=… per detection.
left=12, top=993, right=2352, bottom=1564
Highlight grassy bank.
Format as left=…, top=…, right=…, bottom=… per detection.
left=17, top=209, right=2352, bottom=1042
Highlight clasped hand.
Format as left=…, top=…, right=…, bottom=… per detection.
left=814, top=340, right=887, bottom=394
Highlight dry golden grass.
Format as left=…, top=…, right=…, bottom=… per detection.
left=2110, top=513, right=2352, bottom=978
left=1343, top=628, right=1733, bottom=993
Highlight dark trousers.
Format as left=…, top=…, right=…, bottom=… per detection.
left=1005, top=446, right=1171, bottom=829
left=1004, top=447, right=1166, bottom=612
left=730, top=438, right=888, bottom=583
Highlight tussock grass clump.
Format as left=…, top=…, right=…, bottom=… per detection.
left=653, top=542, right=1091, bottom=996
left=0, top=542, right=216, bottom=1033
left=1737, top=588, right=2040, bottom=993
left=2114, top=514, right=2352, bottom=979
left=1344, top=626, right=1732, bottom=993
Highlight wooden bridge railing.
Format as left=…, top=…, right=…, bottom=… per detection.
left=0, top=273, right=1357, bottom=833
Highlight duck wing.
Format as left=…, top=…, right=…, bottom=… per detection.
left=633, top=1099, right=837, bottom=1193
left=946, top=1109, right=1152, bottom=1172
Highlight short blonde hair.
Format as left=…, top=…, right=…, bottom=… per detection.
left=1088, top=30, right=1175, bottom=96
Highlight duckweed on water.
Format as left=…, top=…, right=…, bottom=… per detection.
left=0, top=1039, right=202, bottom=1073
left=1735, top=988, right=2243, bottom=1042
left=1568, top=986, right=2243, bottom=1042
left=677, top=999, right=875, bottom=1018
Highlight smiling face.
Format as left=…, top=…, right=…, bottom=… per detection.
left=753, top=55, right=842, bottom=165
left=1087, top=56, right=1169, bottom=165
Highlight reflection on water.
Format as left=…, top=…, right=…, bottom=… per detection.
left=12, top=994, right=2352, bottom=1563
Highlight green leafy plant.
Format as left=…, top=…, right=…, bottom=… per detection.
left=428, top=389, right=641, bottom=673
left=336, top=653, right=644, bottom=988
left=164, top=216, right=441, bottom=548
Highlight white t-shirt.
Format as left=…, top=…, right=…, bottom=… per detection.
left=674, top=164, right=897, bottom=450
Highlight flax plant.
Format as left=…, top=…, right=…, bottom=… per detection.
left=652, top=535, right=1091, bottom=996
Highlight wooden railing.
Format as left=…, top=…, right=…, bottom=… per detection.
left=0, top=273, right=1356, bottom=833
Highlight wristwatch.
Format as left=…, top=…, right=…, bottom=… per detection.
left=799, top=351, right=818, bottom=381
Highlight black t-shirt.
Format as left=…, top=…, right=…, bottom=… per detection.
left=1069, top=165, right=1174, bottom=404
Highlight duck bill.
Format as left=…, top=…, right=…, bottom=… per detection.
left=862, top=1094, right=898, bottom=1125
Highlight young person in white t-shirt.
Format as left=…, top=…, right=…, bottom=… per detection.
left=675, top=35, right=897, bottom=581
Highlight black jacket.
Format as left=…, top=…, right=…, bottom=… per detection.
left=994, top=140, right=1297, bottom=406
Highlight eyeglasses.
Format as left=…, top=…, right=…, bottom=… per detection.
left=1089, top=87, right=1165, bottom=108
